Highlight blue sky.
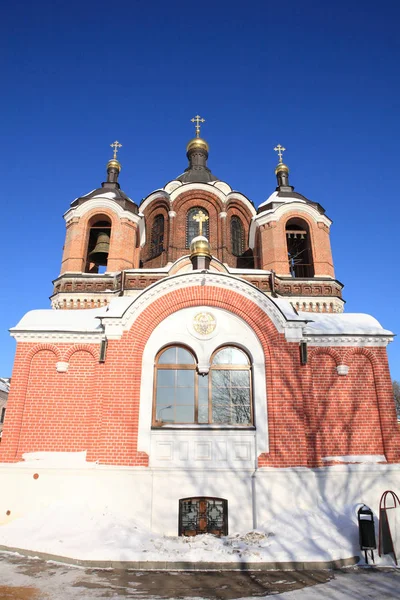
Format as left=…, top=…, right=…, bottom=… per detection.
left=1, top=0, right=399, bottom=380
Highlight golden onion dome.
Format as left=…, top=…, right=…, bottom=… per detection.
left=190, top=235, right=212, bottom=258
left=186, top=137, right=209, bottom=153
left=275, top=162, right=289, bottom=175
left=107, top=158, right=122, bottom=172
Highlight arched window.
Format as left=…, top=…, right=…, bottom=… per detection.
left=230, top=216, right=244, bottom=256
left=85, top=218, right=111, bottom=274
left=153, top=345, right=252, bottom=425
left=286, top=218, right=314, bottom=278
left=186, top=207, right=209, bottom=247
left=150, top=214, right=164, bottom=258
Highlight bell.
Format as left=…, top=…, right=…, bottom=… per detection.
left=88, top=231, right=110, bottom=265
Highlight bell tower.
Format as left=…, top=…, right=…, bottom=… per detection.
left=52, top=142, right=141, bottom=309
left=250, top=146, right=343, bottom=313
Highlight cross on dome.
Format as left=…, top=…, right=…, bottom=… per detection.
left=191, top=115, right=205, bottom=138
left=193, top=209, right=209, bottom=237
left=110, top=140, right=122, bottom=159
left=274, top=144, right=286, bottom=164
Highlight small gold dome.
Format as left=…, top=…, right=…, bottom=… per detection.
left=275, top=162, right=289, bottom=175
left=186, top=137, right=209, bottom=153
left=107, top=158, right=122, bottom=172
left=190, top=235, right=212, bottom=257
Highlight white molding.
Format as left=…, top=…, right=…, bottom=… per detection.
left=102, top=272, right=306, bottom=342
left=11, top=331, right=103, bottom=343
left=56, top=361, right=69, bottom=373
left=137, top=190, right=170, bottom=214
left=64, top=198, right=142, bottom=225
left=168, top=211, right=176, bottom=218
left=219, top=211, right=227, bottom=218
left=336, top=365, right=349, bottom=375
left=305, top=335, right=393, bottom=347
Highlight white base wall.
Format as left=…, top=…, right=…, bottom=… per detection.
left=0, top=463, right=399, bottom=536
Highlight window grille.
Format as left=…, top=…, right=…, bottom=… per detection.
left=179, top=497, right=228, bottom=536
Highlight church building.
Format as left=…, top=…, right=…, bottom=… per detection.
left=0, top=118, right=399, bottom=537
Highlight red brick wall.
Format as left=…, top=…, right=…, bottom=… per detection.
left=1, top=289, right=398, bottom=467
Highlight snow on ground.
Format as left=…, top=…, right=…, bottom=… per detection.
left=0, top=500, right=388, bottom=565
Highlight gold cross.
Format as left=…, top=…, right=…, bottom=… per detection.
left=274, top=144, right=286, bottom=163
left=110, top=140, right=122, bottom=159
left=193, top=210, right=209, bottom=236
left=191, top=115, right=205, bottom=138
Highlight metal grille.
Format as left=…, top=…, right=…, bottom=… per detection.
left=179, top=497, right=228, bottom=536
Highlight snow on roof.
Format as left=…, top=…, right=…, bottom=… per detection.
left=258, top=191, right=307, bottom=209
left=88, top=191, right=116, bottom=200
left=12, top=308, right=104, bottom=333
left=300, top=312, right=393, bottom=336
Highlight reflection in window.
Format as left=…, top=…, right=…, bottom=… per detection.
left=153, top=345, right=252, bottom=426
left=186, top=207, right=209, bottom=247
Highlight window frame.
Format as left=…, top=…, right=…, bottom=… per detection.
left=152, top=344, right=253, bottom=428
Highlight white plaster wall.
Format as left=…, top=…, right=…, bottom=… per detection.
left=0, top=464, right=399, bottom=537
left=137, top=306, right=269, bottom=466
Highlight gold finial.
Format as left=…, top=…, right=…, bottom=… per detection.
left=110, top=140, right=122, bottom=159
left=274, top=144, right=286, bottom=164
left=191, top=115, right=205, bottom=138
left=193, top=209, right=209, bottom=237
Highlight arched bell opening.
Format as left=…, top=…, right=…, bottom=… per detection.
left=286, top=218, right=314, bottom=278
left=85, top=218, right=111, bottom=273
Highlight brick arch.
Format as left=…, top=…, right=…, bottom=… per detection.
left=308, top=347, right=342, bottom=366
left=172, top=189, right=225, bottom=215
left=26, top=343, right=62, bottom=362
left=342, top=346, right=379, bottom=369
left=64, top=344, right=99, bottom=362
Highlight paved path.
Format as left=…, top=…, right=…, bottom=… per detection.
left=0, top=552, right=399, bottom=599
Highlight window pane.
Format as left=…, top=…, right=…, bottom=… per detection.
left=158, top=347, right=177, bottom=364
left=156, top=387, right=174, bottom=405
left=156, top=404, right=174, bottom=422
left=213, top=347, right=248, bottom=365
left=212, top=401, right=232, bottom=424
left=231, top=370, right=249, bottom=387
left=211, top=370, right=229, bottom=387
left=212, top=348, right=232, bottom=364
left=231, top=348, right=248, bottom=364
left=176, top=387, right=194, bottom=405
left=175, top=404, right=195, bottom=423
left=199, top=374, right=208, bottom=388
left=198, top=386, right=208, bottom=403
left=231, top=387, right=250, bottom=405
left=233, top=404, right=251, bottom=424
left=157, top=370, right=175, bottom=387
left=198, top=403, right=208, bottom=423
left=177, top=370, right=195, bottom=387
left=177, top=347, right=194, bottom=364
